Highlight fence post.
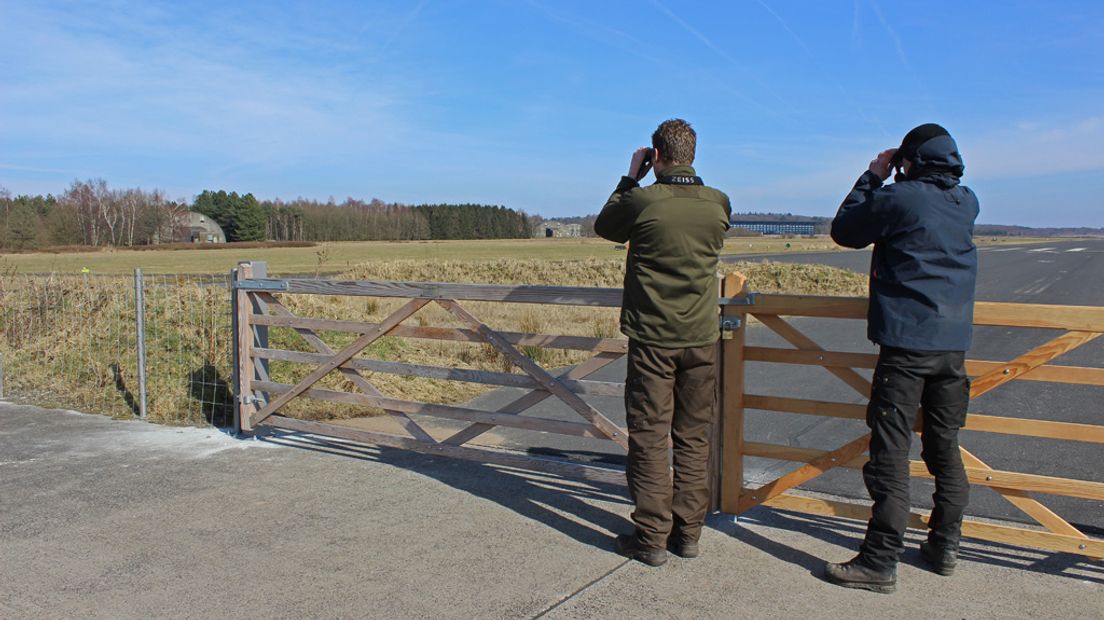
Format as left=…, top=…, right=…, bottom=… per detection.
left=719, top=273, right=748, bottom=514
left=234, top=262, right=257, bottom=434
left=134, top=268, right=148, bottom=419
left=230, top=265, right=241, bottom=433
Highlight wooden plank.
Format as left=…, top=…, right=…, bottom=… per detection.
left=745, top=394, right=865, bottom=420
left=240, top=278, right=625, bottom=308
left=744, top=394, right=1104, bottom=444
left=746, top=293, right=1104, bottom=332
left=963, top=415, right=1104, bottom=444
left=969, top=330, right=1102, bottom=398
left=256, top=293, right=436, bottom=444
left=735, top=432, right=871, bottom=512
left=720, top=274, right=747, bottom=514
left=261, top=416, right=627, bottom=487
left=742, top=442, right=1104, bottom=500
left=967, top=360, right=1104, bottom=386
left=435, top=299, right=630, bottom=450
left=248, top=298, right=430, bottom=426
left=743, top=294, right=868, bottom=319
left=235, top=263, right=257, bottom=432
left=253, top=380, right=609, bottom=439
left=974, top=301, right=1104, bottom=332
left=250, top=347, right=625, bottom=396
left=754, top=314, right=872, bottom=399
left=760, top=493, right=1104, bottom=559
left=745, top=346, right=878, bottom=369
left=442, top=351, right=625, bottom=447
left=745, top=347, right=1104, bottom=386
left=250, top=315, right=628, bottom=353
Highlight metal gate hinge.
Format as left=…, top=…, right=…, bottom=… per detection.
left=234, top=279, right=288, bottom=291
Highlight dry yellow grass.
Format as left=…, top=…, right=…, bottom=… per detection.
left=0, top=257, right=867, bottom=425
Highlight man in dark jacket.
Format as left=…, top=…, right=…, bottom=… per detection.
left=594, top=119, right=731, bottom=566
left=824, top=124, right=979, bottom=593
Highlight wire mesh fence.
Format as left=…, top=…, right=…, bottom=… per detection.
left=0, top=270, right=234, bottom=426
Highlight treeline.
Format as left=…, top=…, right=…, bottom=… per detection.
left=0, top=180, right=188, bottom=250
left=975, top=224, right=1104, bottom=237
left=0, top=180, right=536, bottom=251
left=252, top=198, right=532, bottom=242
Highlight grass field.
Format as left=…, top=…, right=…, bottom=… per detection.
left=0, top=235, right=1061, bottom=274
left=0, top=251, right=869, bottom=425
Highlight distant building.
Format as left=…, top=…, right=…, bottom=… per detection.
left=181, top=211, right=227, bottom=243
left=537, top=221, right=582, bottom=238
left=730, top=220, right=816, bottom=236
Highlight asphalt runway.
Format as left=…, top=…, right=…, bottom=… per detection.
left=458, top=238, right=1104, bottom=534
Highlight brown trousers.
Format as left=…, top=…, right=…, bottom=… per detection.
left=624, top=339, right=718, bottom=549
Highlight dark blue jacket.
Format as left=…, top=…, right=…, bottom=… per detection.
left=831, top=135, right=979, bottom=351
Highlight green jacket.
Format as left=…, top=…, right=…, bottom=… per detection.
left=594, top=165, right=731, bottom=348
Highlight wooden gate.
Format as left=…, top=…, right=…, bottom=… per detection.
left=232, top=262, right=631, bottom=485
left=718, top=274, right=1104, bottom=559
left=232, top=263, right=1103, bottom=559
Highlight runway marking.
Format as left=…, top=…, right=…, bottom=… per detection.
left=988, top=247, right=1022, bottom=252
left=1014, top=276, right=1056, bottom=295
left=1067, top=247, right=1087, bottom=252
left=1027, top=247, right=1056, bottom=253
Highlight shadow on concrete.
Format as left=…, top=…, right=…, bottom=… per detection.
left=109, top=363, right=140, bottom=417
left=259, top=430, right=633, bottom=552
left=714, top=507, right=1104, bottom=585
left=188, top=363, right=235, bottom=427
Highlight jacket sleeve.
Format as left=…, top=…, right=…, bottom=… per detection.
left=593, top=176, right=640, bottom=243
left=831, top=170, right=891, bottom=249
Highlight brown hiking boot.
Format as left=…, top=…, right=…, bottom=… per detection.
left=823, top=556, right=897, bottom=594
left=667, top=536, right=700, bottom=559
left=615, top=534, right=668, bottom=567
left=920, top=541, right=957, bottom=576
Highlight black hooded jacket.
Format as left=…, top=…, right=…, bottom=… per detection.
left=831, top=135, right=980, bottom=351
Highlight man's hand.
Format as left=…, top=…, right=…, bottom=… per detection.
left=628, top=147, right=653, bottom=181
left=869, top=148, right=897, bottom=181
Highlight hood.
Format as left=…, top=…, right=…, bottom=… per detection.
left=907, top=134, right=965, bottom=187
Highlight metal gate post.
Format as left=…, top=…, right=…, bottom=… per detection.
left=134, top=268, right=148, bottom=419
left=719, top=273, right=749, bottom=514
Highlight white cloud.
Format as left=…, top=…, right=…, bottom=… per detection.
left=0, top=1, right=418, bottom=180
left=960, top=116, right=1104, bottom=179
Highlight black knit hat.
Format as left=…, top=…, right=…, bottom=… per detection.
left=890, top=123, right=951, bottom=166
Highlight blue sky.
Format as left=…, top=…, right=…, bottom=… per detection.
left=1, top=1, right=1101, bottom=227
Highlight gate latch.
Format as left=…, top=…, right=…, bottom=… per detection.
left=720, top=317, right=742, bottom=339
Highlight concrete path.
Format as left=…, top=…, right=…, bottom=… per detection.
left=2, top=403, right=1100, bottom=619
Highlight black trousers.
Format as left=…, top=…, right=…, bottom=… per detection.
left=624, top=339, right=718, bottom=549
left=859, top=346, right=971, bottom=570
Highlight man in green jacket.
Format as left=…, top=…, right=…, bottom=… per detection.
left=595, top=118, right=731, bottom=566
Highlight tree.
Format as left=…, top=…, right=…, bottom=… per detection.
left=193, top=190, right=234, bottom=237
left=232, top=193, right=266, bottom=241
left=5, top=202, right=40, bottom=249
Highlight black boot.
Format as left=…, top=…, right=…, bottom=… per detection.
left=667, top=536, right=700, bottom=559
left=824, top=556, right=897, bottom=594
left=920, top=540, right=957, bottom=576
left=615, top=534, right=667, bottom=567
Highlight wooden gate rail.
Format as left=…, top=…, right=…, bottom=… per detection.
left=232, top=262, right=631, bottom=485
left=720, top=290, right=1104, bottom=559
